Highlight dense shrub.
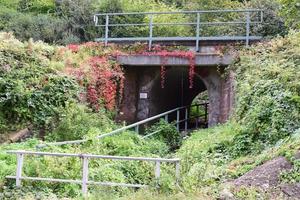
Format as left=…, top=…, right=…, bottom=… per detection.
left=231, top=31, right=300, bottom=156
left=279, top=0, right=300, bottom=30
left=2, top=13, right=80, bottom=44
left=145, top=119, right=182, bottom=150
left=0, top=33, right=79, bottom=135
left=243, top=0, right=287, bottom=37
left=46, top=104, right=116, bottom=141
left=0, top=131, right=171, bottom=197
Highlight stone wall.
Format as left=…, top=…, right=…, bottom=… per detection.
left=116, top=65, right=235, bottom=127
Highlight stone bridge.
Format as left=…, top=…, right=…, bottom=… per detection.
left=116, top=46, right=235, bottom=127
left=93, top=9, right=263, bottom=127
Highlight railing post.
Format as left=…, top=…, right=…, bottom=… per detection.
left=184, top=108, right=188, bottom=132
left=93, top=15, right=98, bottom=26
left=16, top=152, right=24, bottom=187
left=82, top=155, right=89, bottom=197
left=205, top=103, right=208, bottom=126
left=155, top=161, right=161, bottom=180
left=135, top=125, right=139, bottom=134
left=196, top=105, right=199, bottom=129
left=246, top=11, right=250, bottom=47
left=176, top=109, right=180, bottom=131
left=164, top=114, right=168, bottom=122
left=196, top=12, right=200, bottom=52
left=148, top=14, right=154, bottom=51
left=175, top=161, right=180, bottom=183
left=105, top=14, right=109, bottom=46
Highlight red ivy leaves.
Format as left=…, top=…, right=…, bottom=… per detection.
left=142, top=50, right=196, bottom=88
left=64, top=43, right=124, bottom=111
left=65, top=42, right=196, bottom=112
left=86, top=56, right=124, bottom=111
left=67, top=44, right=80, bottom=53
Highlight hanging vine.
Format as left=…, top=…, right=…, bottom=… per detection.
left=142, top=50, right=196, bottom=88
left=63, top=42, right=196, bottom=112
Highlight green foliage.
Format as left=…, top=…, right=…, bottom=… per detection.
left=280, top=159, right=300, bottom=183
left=177, top=123, right=241, bottom=192
left=145, top=119, right=181, bottom=150
left=2, top=12, right=79, bottom=44
left=45, top=104, right=116, bottom=142
left=278, top=0, right=300, bottom=29
left=244, top=0, right=287, bottom=37
left=17, top=0, right=55, bottom=13
left=2, top=0, right=293, bottom=44
left=0, top=131, right=171, bottom=198
left=0, top=33, right=79, bottom=134
left=231, top=30, right=300, bottom=156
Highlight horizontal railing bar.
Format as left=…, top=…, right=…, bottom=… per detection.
left=96, top=21, right=261, bottom=27
left=6, top=176, right=148, bottom=188
left=88, top=181, right=147, bottom=188
left=37, top=104, right=208, bottom=147
left=96, top=23, right=148, bottom=27
left=36, top=139, right=88, bottom=148
left=35, top=106, right=185, bottom=147
left=94, top=9, right=262, bottom=16
left=142, top=130, right=162, bottom=139
left=94, top=106, right=186, bottom=139
left=6, top=176, right=81, bottom=184
left=95, top=36, right=262, bottom=42
left=6, top=151, right=180, bottom=162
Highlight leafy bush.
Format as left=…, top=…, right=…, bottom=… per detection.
left=231, top=31, right=300, bottom=156
left=17, top=0, right=55, bottom=13
left=243, top=0, right=287, bottom=37
left=0, top=33, right=79, bottom=134
left=279, top=0, right=300, bottom=30
left=145, top=119, right=182, bottom=150
left=3, top=13, right=79, bottom=44
left=0, top=131, right=171, bottom=197
left=45, top=104, right=116, bottom=141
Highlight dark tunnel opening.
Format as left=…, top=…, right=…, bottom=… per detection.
left=149, top=66, right=209, bottom=130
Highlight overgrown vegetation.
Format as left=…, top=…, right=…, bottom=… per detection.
left=0, top=0, right=300, bottom=199
left=1, top=0, right=297, bottom=44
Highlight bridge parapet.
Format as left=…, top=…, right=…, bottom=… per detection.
left=94, top=9, right=263, bottom=51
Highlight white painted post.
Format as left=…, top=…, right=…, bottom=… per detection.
left=16, top=153, right=24, bottom=187
left=175, top=161, right=180, bottom=183
left=155, top=161, right=161, bottom=179
left=135, top=125, right=139, bottom=134
left=164, top=114, right=168, bottom=122
left=184, top=108, right=188, bottom=132
left=196, top=12, right=200, bottom=52
left=148, top=15, right=154, bottom=51
left=82, top=156, right=89, bottom=197
left=105, top=15, right=109, bottom=46
left=196, top=105, right=199, bottom=129
left=176, top=109, right=180, bottom=131
left=246, top=12, right=250, bottom=47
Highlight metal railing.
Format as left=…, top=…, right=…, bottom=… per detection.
left=36, top=103, right=208, bottom=148
left=94, top=9, right=263, bottom=50
left=6, top=150, right=180, bottom=197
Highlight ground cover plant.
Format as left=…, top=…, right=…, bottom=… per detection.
left=0, top=0, right=300, bottom=198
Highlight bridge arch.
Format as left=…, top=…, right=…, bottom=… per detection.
left=116, top=60, right=233, bottom=127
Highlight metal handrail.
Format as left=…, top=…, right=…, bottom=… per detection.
left=36, top=103, right=208, bottom=148
left=6, top=150, right=180, bottom=197
left=94, top=9, right=263, bottom=51
left=94, top=9, right=263, bottom=16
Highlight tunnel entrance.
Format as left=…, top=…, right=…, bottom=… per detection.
left=147, top=66, right=209, bottom=130
left=117, top=63, right=233, bottom=128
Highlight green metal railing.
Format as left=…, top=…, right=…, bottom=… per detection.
left=36, top=103, right=208, bottom=148
left=94, top=9, right=263, bottom=50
